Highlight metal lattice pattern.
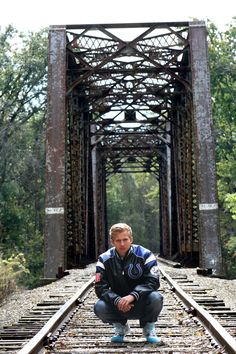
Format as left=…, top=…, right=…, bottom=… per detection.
left=64, top=22, right=199, bottom=264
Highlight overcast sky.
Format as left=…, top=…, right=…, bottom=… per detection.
left=0, top=0, right=235, bottom=31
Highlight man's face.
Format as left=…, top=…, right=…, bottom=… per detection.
left=111, top=230, right=133, bottom=257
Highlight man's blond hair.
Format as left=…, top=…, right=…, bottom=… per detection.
left=109, top=223, right=133, bottom=241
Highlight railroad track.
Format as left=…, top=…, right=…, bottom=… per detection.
left=0, top=265, right=236, bottom=354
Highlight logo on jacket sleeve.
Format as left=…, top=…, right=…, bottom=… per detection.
left=150, top=266, right=159, bottom=277
left=128, top=264, right=143, bottom=279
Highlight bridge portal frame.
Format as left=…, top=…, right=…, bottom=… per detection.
left=44, top=22, right=222, bottom=279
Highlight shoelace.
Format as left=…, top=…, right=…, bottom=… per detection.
left=148, top=328, right=157, bottom=337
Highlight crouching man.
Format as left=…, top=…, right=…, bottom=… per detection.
left=94, top=223, right=163, bottom=344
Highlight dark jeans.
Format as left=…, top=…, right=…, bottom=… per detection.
left=94, top=291, right=163, bottom=327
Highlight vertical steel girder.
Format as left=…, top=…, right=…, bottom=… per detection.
left=159, top=153, right=170, bottom=257
left=189, top=22, right=223, bottom=274
left=92, top=151, right=107, bottom=258
left=66, top=96, right=95, bottom=267
left=44, top=26, right=67, bottom=278
left=171, top=101, right=198, bottom=261
left=44, top=22, right=223, bottom=276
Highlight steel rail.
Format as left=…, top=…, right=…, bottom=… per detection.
left=157, top=256, right=182, bottom=268
left=159, top=266, right=236, bottom=354
left=18, top=268, right=236, bottom=354
left=18, top=276, right=95, bottom=354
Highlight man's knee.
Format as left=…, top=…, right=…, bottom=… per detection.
left=147, top=291, right=163, bottom=310
left=94, top=299, right=107, bottom=317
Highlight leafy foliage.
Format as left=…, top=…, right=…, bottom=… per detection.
left=0, top=26, right=47, bottom=288
left=0, top=253, right=29, bottom=301
left=208, top=18, right=236, bottom=277
left=106, top=173, right=160, bottom=252
left=0, top=26, right=47, bottom=153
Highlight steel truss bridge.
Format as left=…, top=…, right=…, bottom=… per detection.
left=44, top=21, right=222, bottom=279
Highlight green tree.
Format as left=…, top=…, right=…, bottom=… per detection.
left=0, top=253, right=29, bottom=301
left=208, top=18, right=236, bottom=277
left=0, top=26, right=47, bottom=286
left=106, top=173, right=159, bottom=252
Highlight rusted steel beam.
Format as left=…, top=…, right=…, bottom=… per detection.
left=189, top=22, right=223, bottom=275
left=159, top=154, right=170, bottom=257
left=65, top=21, right=189, bottom=30
left=44, top=26, right=67, bottom=279
left=92, top=143, right=107, bottom=257
left=71, top=67, right=191, bottom=75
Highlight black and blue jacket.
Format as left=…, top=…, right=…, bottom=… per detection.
left=95, top=244, right=160, bottom=306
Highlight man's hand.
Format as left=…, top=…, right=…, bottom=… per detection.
left=117, top=295, right=135, bottom=312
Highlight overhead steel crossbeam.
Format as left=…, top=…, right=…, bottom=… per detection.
left=66, top=22, right=190, bottom=175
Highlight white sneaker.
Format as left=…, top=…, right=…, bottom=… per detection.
left=111, top=322, right=130, bottom=343
left=143, top=322, right=162, bottom=344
